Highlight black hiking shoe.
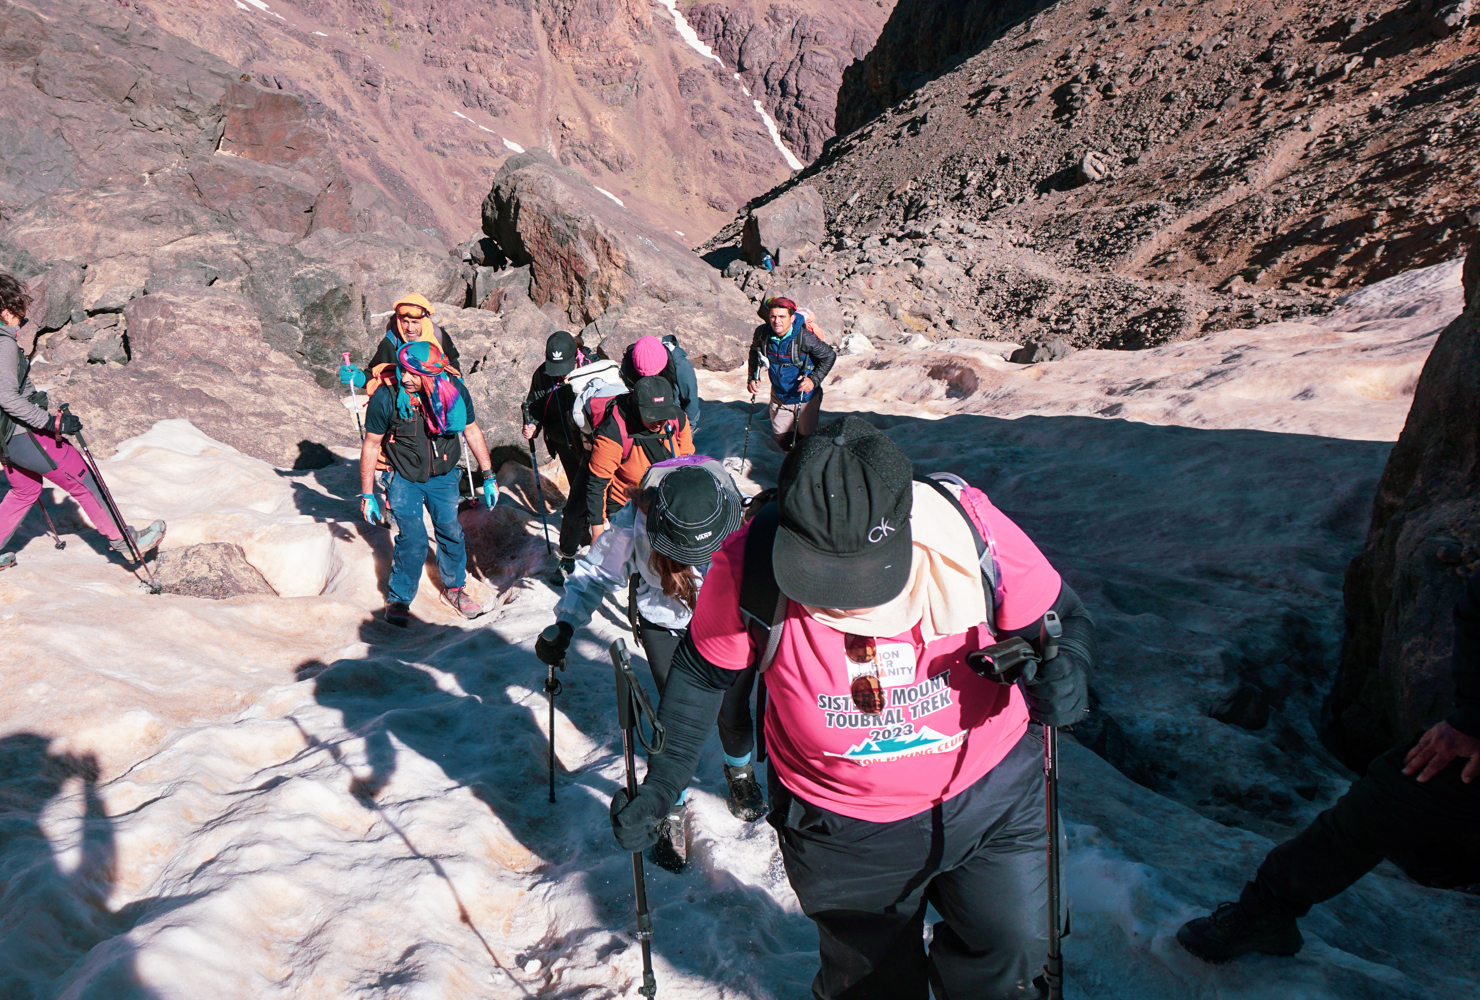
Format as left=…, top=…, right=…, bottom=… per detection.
left=384, top=602, right=410, bottom=627
left=1177, top=900, right=1304, bottom=963
left=649, top=801, right=689, bottom=874
left=724, top=763, right=768, bottom=822
left=559, top=556, right=576, bottom=577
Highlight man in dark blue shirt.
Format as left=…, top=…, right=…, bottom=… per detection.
left=745, top=296, right=836, bottom=452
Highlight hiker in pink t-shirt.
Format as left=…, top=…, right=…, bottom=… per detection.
left=610, top=415, right=1096, bottom=1000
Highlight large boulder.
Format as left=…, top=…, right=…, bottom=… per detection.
left=123, top=289, right=271, bottom=369
left=584, top=299, right=750, bottom=372
left=156, top=542, right=277, bottom=599
left=438, top=301, right=556, bottom=450
left=741, top=183, right=826, bottom=266
left=1330, top=236, right=1480, bottom=766
left=42, top=358, right=359, bottom=469
left=481, top=150, right=753, bottom=367
left=294, top=228, right=468, bottom=319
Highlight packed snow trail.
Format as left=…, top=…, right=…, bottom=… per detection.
left=2, top=263, right=1478, bottom=998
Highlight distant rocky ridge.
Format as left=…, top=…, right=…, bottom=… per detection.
left=687, top=0, right=898, bottom=162
left=703, top=0, right=1480, bottom=354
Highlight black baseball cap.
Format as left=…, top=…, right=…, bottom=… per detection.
left=648, top=465, right=743, bottom=564
left=544, top=331, right=579, bottom=377
left=634, top=375, right=680, bottom=424
left=773, top=415, right=914, bottom=609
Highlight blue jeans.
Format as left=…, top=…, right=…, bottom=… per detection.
left=386, top=467, right=466, bottom=604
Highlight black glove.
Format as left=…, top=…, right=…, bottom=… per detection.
left=609, top=785, right=673, bottom=852
left=1020, top=651, right=1087, bottom=727
left=57, top=412, right=82, bottom=435
left=535, top=621, right=573, bottom=665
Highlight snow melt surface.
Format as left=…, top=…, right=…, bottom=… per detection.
left=2, top=262, right=1478, bottom=999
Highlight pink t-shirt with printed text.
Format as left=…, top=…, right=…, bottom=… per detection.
left=690, top=490, right=1062, bottom=823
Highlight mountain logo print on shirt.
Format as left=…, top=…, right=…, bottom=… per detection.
left=823, top=726, right=965, bottom=764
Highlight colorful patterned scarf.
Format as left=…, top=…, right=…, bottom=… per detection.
left=396, top=340, right=465, bottom=435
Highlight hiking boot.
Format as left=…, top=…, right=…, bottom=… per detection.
left=559, top=556, right=576, bottom=576
left=649, top=800, right=690, bottom=874
left=384, top=602, right=410, bottom=628
left=0, top=552, right=15, bottom=571
left=441, top=586, right=484, bottom=619
left=724, top=763, right=768, bottom=822
left=1177, top=900, right=1304, bottom=963
left=110, top=519, right=166, bottom=559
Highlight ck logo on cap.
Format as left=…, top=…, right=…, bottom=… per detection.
left=868, top=519, right=896, bottom=543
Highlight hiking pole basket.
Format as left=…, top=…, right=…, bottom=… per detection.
left=610, top=638, right=665, bottom=999
left=39, top=503, right=64, bottom=549
left=59, top=404, right=160, bottom=594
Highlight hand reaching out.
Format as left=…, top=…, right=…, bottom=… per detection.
left=1403, top=720, right=1480, bottom=783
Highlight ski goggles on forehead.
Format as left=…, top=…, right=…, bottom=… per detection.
left=844, top=633, right=886, bottom=716
left=395, top=306, right=429, bottom=321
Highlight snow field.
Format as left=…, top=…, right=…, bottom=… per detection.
left=2, top=260, right=1478, bottom=998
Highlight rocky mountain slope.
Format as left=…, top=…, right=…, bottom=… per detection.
left=102, top=0, right=873, bottom=239
left=688, top=0, right=897, bottom=162
left=705, top=0, right=1480, bottom=354
left=4, top=0, right=868, bottom=465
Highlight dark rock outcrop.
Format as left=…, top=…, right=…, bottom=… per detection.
left=156, top=543, right=277, bottom=600
left=741, top=183, right=826, bottom=265
left=1330, top=236, right=1480, bottom=767
left=483, top=150, right=751, bottom=369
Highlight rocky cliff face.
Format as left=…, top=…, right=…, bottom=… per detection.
left=1330, top=235, right=1480, bottom=766
left=687, top=0, right=897, bottom=162
left=703, top=0, right=1480, bottom=352
left=107, top=0, right=809, bottom=239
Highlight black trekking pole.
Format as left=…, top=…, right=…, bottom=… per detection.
left=60, top=404, right=160, bottom=594
left=38, top=503, right=64, bottom=549
left=739, top=392, right=756, bottom=471
left=967, top=613, right=1069, bottom=999
left=523, top=403, right=554, bottom=556
left=609, top=638, right=664, bottom=999
left=538, top=625, right=566, bottom=803
left=1039, top=613, right=1068, bottom=1000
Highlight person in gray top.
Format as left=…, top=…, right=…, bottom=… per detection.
left=0, top=272, right=165, bottom=571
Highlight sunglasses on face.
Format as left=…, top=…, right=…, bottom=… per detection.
left=844, top=633, right=886, bottom=715
left=396, top=308, right=428, bottom=322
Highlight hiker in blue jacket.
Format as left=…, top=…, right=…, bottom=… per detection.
left=745, top=296, right=836, bottom=452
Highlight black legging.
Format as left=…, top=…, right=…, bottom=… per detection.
left=637, top=615, right=757, bottom=760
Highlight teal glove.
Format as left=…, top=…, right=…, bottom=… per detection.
left=480, top=471, right=498, bottom=509
left=359, top=493, right=384, bottom=525
left=339, top=365, right=367, bottom=388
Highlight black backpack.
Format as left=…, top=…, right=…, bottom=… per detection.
left=737, top=473, right=1005, bottom=761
